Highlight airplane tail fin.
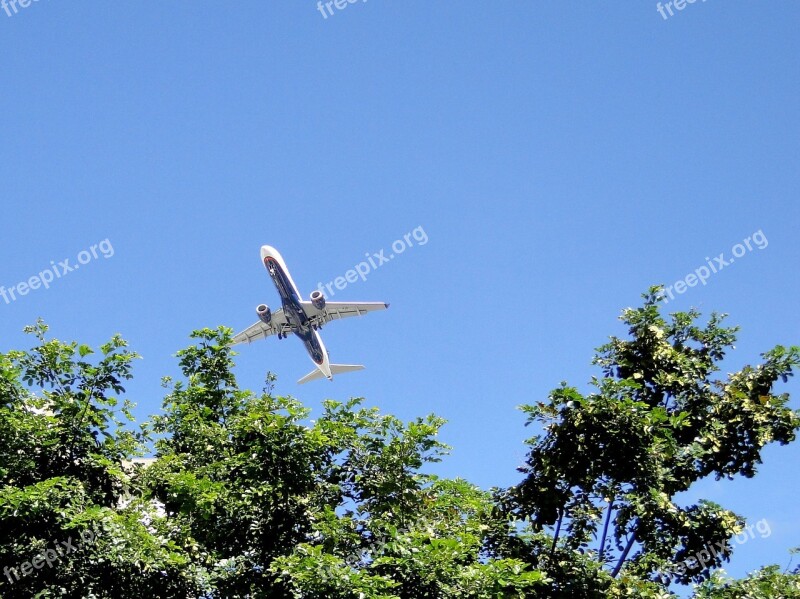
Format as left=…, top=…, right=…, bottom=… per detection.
left=297, top=364, right=365, bottom=385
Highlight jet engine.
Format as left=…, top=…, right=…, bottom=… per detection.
left=256, top=304, right=271, bottom=324
left=310, top=290, right=326, bottom=310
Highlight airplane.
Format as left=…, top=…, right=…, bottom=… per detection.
left=232, top=245, right=389, bottom=384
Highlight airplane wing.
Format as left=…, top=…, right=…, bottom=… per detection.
left=303, top=301, right=389, bottom=327
left=232, top=308, right=290, bottom=345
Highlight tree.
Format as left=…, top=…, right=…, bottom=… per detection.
left=143, top=328, right=544, bottom=598
left=1, top=288, right=798, bottom=598
left=0, top=321, right=200, bottom=598
left=494, top=287, right=800, bottom=597
left=694, top=558, right=800, bottom=598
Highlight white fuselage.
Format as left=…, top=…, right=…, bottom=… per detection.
left=260, top=245, right=333, bottom=380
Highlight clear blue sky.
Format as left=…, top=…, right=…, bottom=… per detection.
left=2, top=1, right=799, bottom=590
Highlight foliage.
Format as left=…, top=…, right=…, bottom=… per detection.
left=495, top=286, right=800, bottom=595
left=143, top=327, right=544, bottom=598
left=1, top=289, right=798, bottom=598
left=0, top=320, right=199, bottom=598
left=693, top=563, right=800, bottom=598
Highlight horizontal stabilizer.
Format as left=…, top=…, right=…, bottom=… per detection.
left=297, top=364, right=365, bottom=385
left=330, top=364, right=365, bottom=376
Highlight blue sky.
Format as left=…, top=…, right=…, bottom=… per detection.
left=1, top=0, right=799, bottom=590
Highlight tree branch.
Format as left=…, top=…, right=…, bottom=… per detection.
left=598, top=499, right=614, bottom=563
left=612, top=528, right=637, bottom=578
left=550, top=509, right=563, bottom=558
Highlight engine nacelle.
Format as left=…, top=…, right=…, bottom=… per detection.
left=256, top=304, right=271, bottom=324
left=310, top=290, right=326, bottom=310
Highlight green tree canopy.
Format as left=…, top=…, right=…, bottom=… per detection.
left=1, top=289, right=798, bottom=598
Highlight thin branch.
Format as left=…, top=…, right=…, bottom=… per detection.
left=550, top=510, right=563, bottom=558
left=612, top=528, right=637, bottom=578
left=598, top=499, right=614, bottom=563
